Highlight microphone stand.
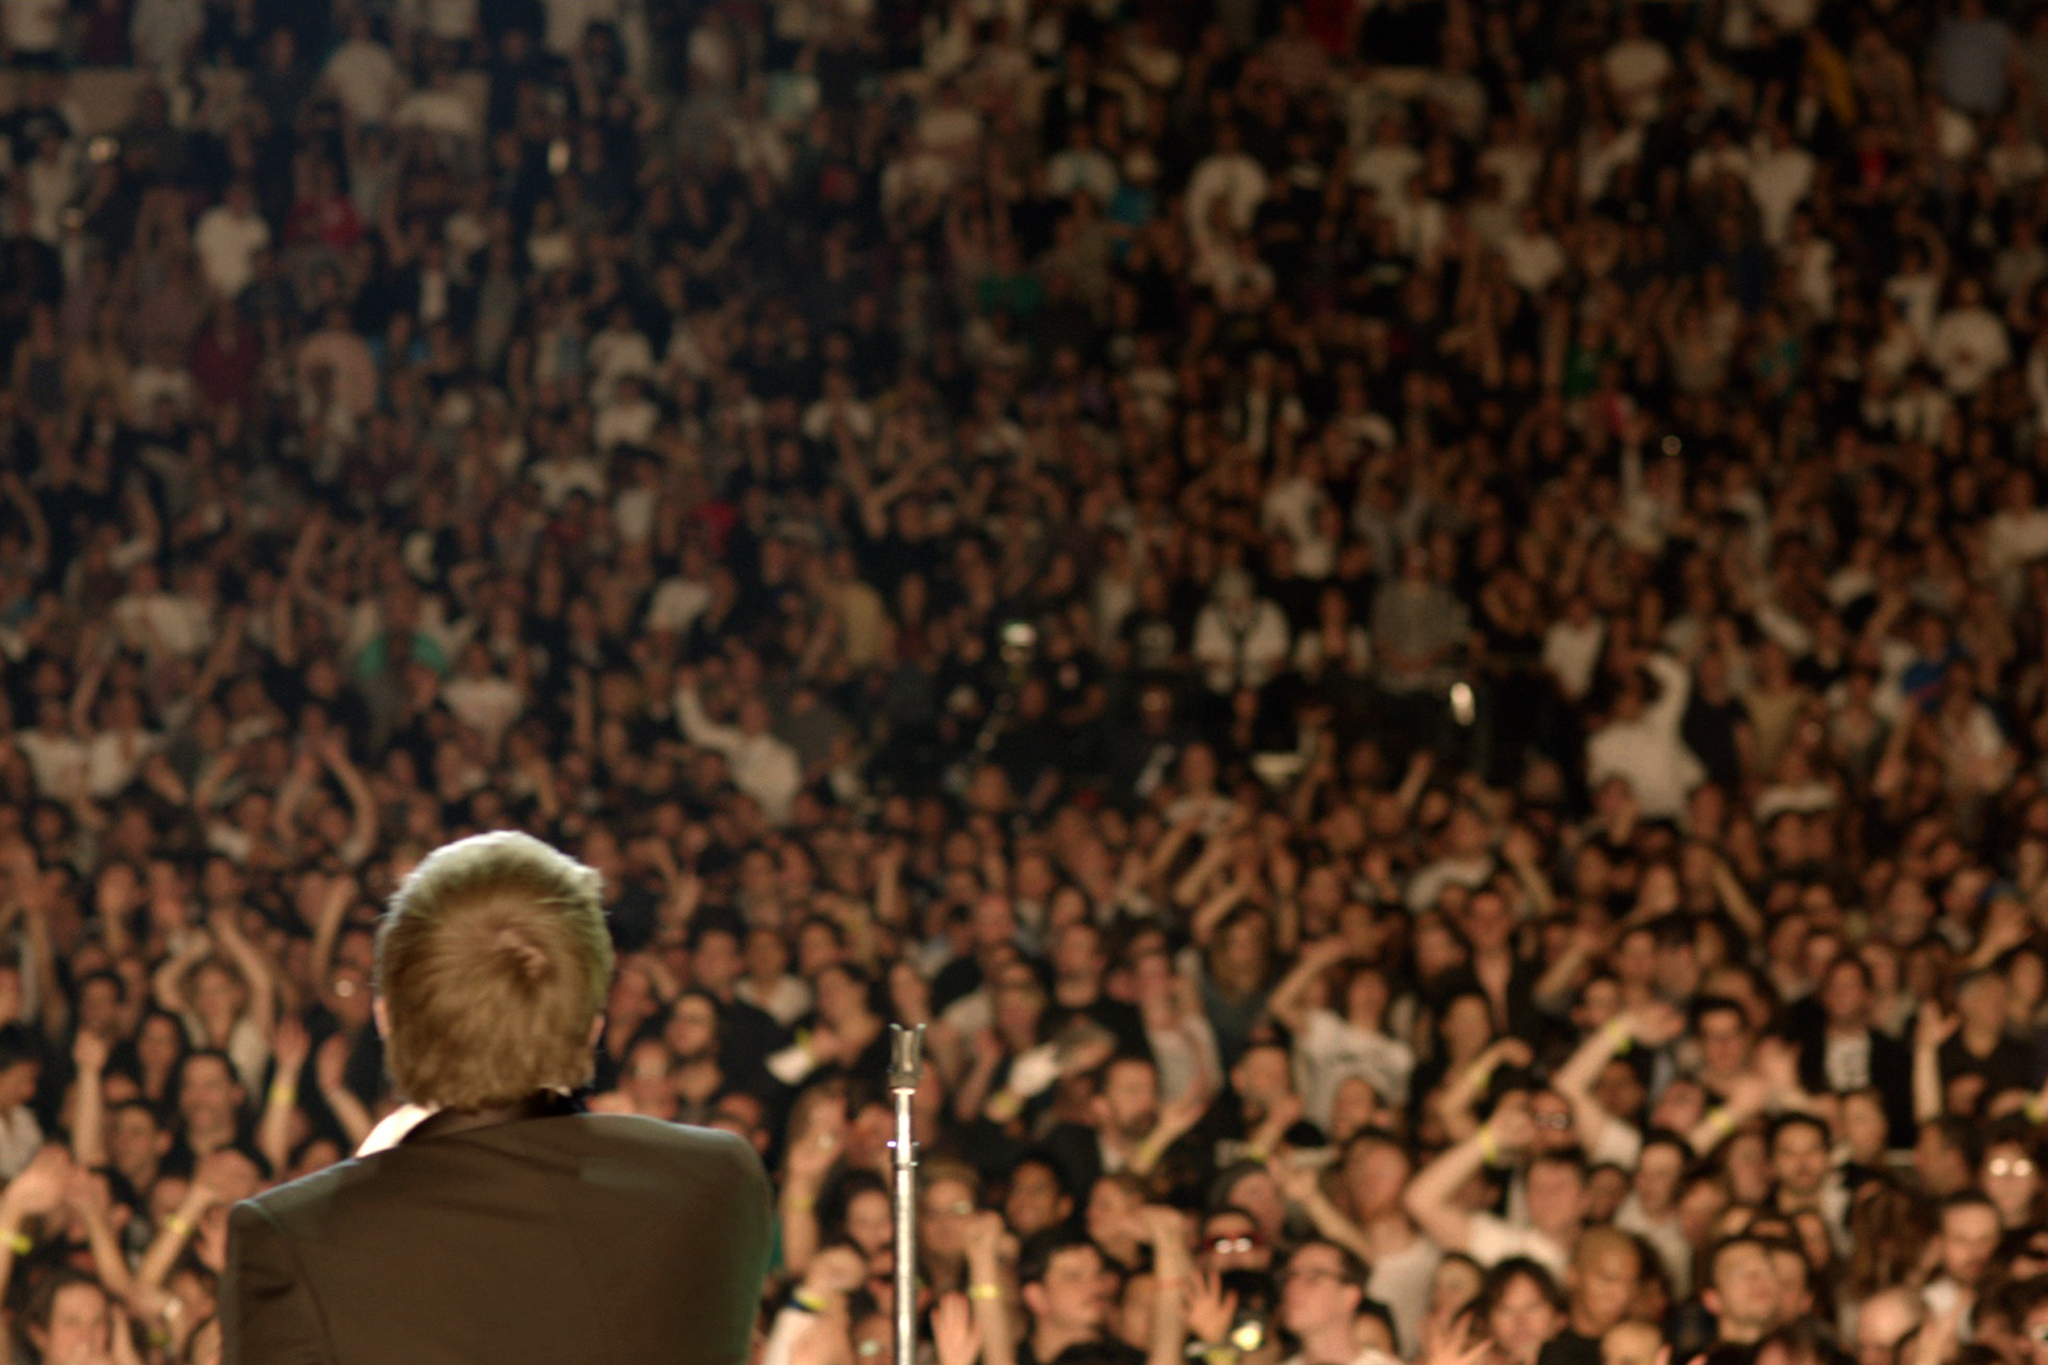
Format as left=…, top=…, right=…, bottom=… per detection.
left=889, top=1023, right=925, bottom=1365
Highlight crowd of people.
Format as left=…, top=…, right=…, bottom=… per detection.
left=3, top=0, right=2048, bottom=1361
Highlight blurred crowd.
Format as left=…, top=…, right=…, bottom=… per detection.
left=5, top=0, right=2048, bottom=1363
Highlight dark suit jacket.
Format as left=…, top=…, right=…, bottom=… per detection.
left=222, top=1112, right=772, bottom=1365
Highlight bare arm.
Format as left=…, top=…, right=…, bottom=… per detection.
left=1404, top=1109, right=1535, bottom=1253
left=69, top=1033, right=109, bottom=1170
left=1143, top=1208, right=1190, bottom=1365
left=206, top=909, right=278, bottom=1045
left=314, top=1034, right=372, bottom=1148
left=1267, top=938, right=1349, bottom=1036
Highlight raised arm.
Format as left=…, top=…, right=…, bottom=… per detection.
left=1552, top=1004, right=1684, bottom=1150
left=1914, top=1004, right=1956, bottom=1126
left=318, top=734, right=377, bottom=867
left=1432, top=1039, right=1532, bottom=1143
left=69, top=1031, right=109, bottom=1170
left=1267, top=938, right=1351, bottom=1036
left=257, top=1017, right=312, bottom=1178
left=964, top=1211, right=1018, bottom=1365
left=1404, top=1107, right=1536, bottom=1254
left=207, top=908, right=278, bottom=1045
left=314, top=1034, right=372, bottom=1149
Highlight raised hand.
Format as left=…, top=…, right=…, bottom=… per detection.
left=933, top=1294, right=983, bottom=1365
left=271, top=1016, right=311, bottom=1082
left=314, top=1034, right=351, bottom=1096
left=803, top=1245, right=868, bottom=1300
left=4, top=1145, right=74, bottom=1219
left=787, top=1121, right=844, bottom=1186
left=1915, top=1005, right=1959, bottom=1053
left=1184, top=1269, right=1239, bottom=1345
left=71, top=1029, right=109, bottom=1078
left=1419, top=1319, right=1495, bottom=1365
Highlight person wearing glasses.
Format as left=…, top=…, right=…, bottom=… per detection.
left=1978, top=1117, right=2046, bottom=1238
left=1200, top=1206, right=1275, bottom=1277
left=1274, top=1238, right=1397, bottom=1365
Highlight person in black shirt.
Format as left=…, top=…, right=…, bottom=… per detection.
left=1536, top=1229, right=1642, bottom=1365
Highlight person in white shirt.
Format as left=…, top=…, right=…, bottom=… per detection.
left=9, top=698, right=86, bottom=800
left=3, top=0, right=66, bottom=63
left=675, top=670, right=803, bottom=825
left=1543, top=597, right=1607, bottom=703
left=322, top=11, right=407, bottom=127
left=1602, top=11, right=1672, bottom=123
left=1747, top=120, right=1814, bottom=246
left=1403, top=1105, right=1578, bottom=1279
left=1499, top=206, right=1566, bottom=295
left=1191, top=568, right=1291, bottom=694
left=1351, top=114, right=1424, bottom=208
left=193, top=182, right=271, bottom=299
left=1927, top=277, right=2012, bottom=396
left=1186, top=121, right=1266, bottom=259
left=1585, top=653, right=1704, bottom=822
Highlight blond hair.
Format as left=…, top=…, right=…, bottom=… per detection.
left=377, top=831, right=613, bottom=1109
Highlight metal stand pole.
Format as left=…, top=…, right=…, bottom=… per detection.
left=889, top=1023, right=925, bottom=1365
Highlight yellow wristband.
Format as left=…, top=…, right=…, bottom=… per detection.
left=164, top=1213, right=193, bottom=1238
left=1603, top=1018, right=1633, bottom=1054
left=6, top=1231, right=27, bottom=1256
left=1245, top=1143, right=1269, bottom=1164
left=1465, top=1060, right=1496, bottom=1090
left=968, top=1283, right=1002, bottom=1301
left=1478, top=1125, right=1499, bottom=1166
left=2028, top=1096, right=2046, bottom=1125
left=1706, top=1106, right=1736, bottom=1137
left=792, top=1289, right=828, bottom=1314
left=268, top=1085, right=297, bottom=1107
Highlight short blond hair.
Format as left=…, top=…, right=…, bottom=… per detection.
left=377, top=831, right=613, bottom=1109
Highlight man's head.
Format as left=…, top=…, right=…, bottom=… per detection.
left=1937, top=1192, right=2003, bottom=1288
left=1694, top=997, right=1753, bottom=1077
left=1019, top=1230, right=1109, bottom=1337
left=1092, top=1054, right=1160, bottom=1142
left=1569, top=1226, right=1643, bottom=1337
left=1701, top=1235, right=1780, bottom=1343
left=25, top=1270, right=109, bottom=1365
left=1526, top=1151, right=1589, bottom=1240
left=1479, top=1258, right=1565, bottom=1365
left=376, top=832, right=613, bottom=1109
left=1768, top=1113, right=1831, bottom=1200
left=1279, top=1238, right=1368, bottom=1338
left=1005, top=1154, right=1073, bottom=1238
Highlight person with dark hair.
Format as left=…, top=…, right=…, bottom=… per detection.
left=1275, top=1236, right=1392, bottom=1365
left=1766, top=1112, right=1846, bottom=1245
left=0, top=1023, right=43, bottom=1177
left=1795, top=953, right=1913, bottom=1145
left=1699, top=1235, right=1783, bottom=1348
left=219, top=831, right=772, bottom=1365
left=1923, top=1192, right=2005, bottom=1331
left=1476, top=1257, right=1566, bottom=1365
left=1017, top=1218, right=1185, bottom=1365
